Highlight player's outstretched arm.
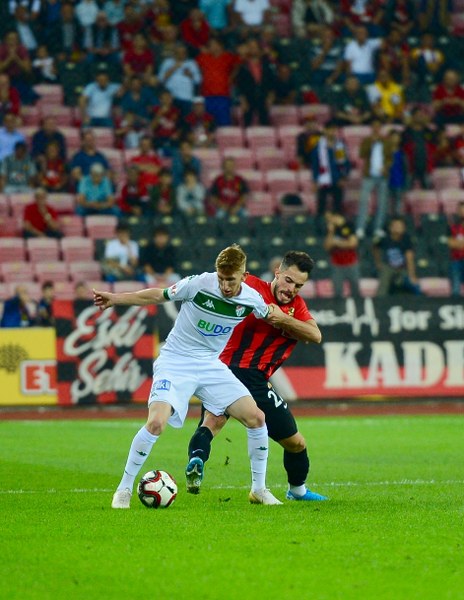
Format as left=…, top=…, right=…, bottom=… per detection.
left=266, top=303, right=322, bottom=344
left=93, top=287, right=167, bottom=311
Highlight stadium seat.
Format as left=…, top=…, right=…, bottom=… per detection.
left=0, top=282, right=10, bottom=300
left=315, top=279, right=335, bottom=298
left=61, top=237, right=95, bottom=262
left=193, top=148, right=222, bottom=172
left=34, top=261, right=69, bottom=283
left=26, top=238, right=60, bottom=262
left=103, top=148, right=125, bottom=173
left=0, top=194, right=9, bottom=216
left=94, top=128, right=114, bottom=147
left=52, top=281, right=77, bottom=300
left=359, top=278, right=379, bottom=297
left=0, top=238, right=26, bottom=262
left=9, top=193, right=33, bottom=219
left=215, top=127, right=245, bottom=150
left=0, top=261, right=35, bottom=283
left=59, top=215, right=84, bottom=237
left=40, top=104, right=74, bottom=126
left=269, top=106, right=299, bottom=127
left=298, top=104, right=331, bottom=125
left=264, top=169, right=299, bottom=194
left=21, top=105, right=41, bottom=126
left=245, top=127, right=278, bottom=151
left=432, top=168, right=461, bottom=191
left=297, top=169, right=313, bottom=193
left=255, top=147, right=287, bottom=171
left=405, top=190, right=440, bottom=224
left=5, top=281, right=42, bottom=301
left=59, top=127, right=81, bottom=152
left=68, top=260, right=102, bottom=281
left=112, top=281, right=146, bottom=293
left=85, top=215, right=118, bottom=239
left=221, top=147, right=255, bottom=170
left=0, top=216, right=22, bottom=237
left=439, top=188, right=464, bottom=214
left=34, top=84, right=64, bottom=104
left=202, top=169, right=221, bottom=188
left=86, top=281, right=112, bottom=294
left=47, top=193, right=75, bottom=214
left=299, top=280, right=316, bottom=298
left=272, top=12, right=292, bottom=36
left=246, top=192, right=275, bottom=216
left=239, top=170, right=265, bottom=192
left=419, top=277, right=452, bottom=297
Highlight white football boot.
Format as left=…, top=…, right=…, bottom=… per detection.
left=111, top=488, right=132, bottom=509
left=249, top=488, right=283, bottom=505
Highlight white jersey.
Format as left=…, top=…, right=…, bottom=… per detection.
left=161, top=272, right=269, bottom=359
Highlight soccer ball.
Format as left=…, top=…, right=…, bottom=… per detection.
left=137, top=470, right=178, bottom=508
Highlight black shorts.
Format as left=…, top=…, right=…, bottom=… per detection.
left=230, top=367, right=298, bottom=442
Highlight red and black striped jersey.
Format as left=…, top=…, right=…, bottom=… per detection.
left=220, top=275, right=313, bottom=379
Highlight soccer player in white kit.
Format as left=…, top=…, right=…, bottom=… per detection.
left=93, top=245, right=283, bottom=508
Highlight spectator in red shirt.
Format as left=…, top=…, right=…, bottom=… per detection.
left=122, top=32, right=157, bottom=87
left=433, top=69, right=464, bottom=125
left=195, top=37, right=240, bottom=126
left=434, top=126, right=455, bottom=167
left=209, top=157, right=249, bottom=218
left=38, top=141, right=68, bottom=192
left=142, top=0, right=172, bottom=43
left=383, top=0, right=416, bottom=38
left=119, top=164, right=149, bottom=216
left=183, top=96, right=216, bottom=147
left=447, top=201, right=464, bottom=296
left=0, top=74, right=20, bottom=124
left=180, top=8, right=211, bottom=55
left=117, top=3, right=143, bottom=52
left=0, top=30, right=38, bottom=105
left=129, top=135, right=163, bottom=188
left=452, top=123, right=464, bottom=172
left=148, top=168, right=176, bottom=215
left=23, top=187, right=63, bottom=238
left=324, top=212, right=360, bottom=298
left=341, top=0, right=384, bottom=36
left=150, top=89, right=182, bottom=155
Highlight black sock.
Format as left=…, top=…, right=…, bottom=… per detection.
left=284, top=449, right=310, bottom=487
left=188, top=426, right=214, bottom=463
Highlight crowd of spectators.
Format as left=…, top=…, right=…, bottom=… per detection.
left=1, top=0, right=464, bottom=319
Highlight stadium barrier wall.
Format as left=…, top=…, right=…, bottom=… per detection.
left=1, top=298, right=463, bottom=405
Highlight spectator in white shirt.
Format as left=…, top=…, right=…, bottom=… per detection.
left=102, top=223, right=139, bottom=282
left=75, top=0, right=99, bottom=49
left=232, top=0, right=271, bottom=36
left=158, top=44, right=202, bottom=116
left=344, top=25, right=382, bottom=85
left=79, top=71, right=121, bottom=127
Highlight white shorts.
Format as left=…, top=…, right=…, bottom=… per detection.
left=148, top=351, right=252, bottom=428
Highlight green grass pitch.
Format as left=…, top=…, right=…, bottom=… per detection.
left=1, top=414, right=463, bottom=600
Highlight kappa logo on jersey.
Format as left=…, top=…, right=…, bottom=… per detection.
left=155, top=379, right=171, bottom=391
left=203, top=299, right=216, bottom=310
left=235, top=305, right=245, bottom=317
left=197, top=319, right=232, bottom=336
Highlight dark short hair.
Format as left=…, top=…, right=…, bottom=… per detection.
left=280, top=251, right=314, bottom=276
left=42, top=280, right=54, bottom=291
left=153, top=226, right=169, bottom=237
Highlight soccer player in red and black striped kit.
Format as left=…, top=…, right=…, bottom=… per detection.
left=186, top=251, right=328, bottom=501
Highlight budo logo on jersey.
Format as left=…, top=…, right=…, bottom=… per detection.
left=197, top=319, right=232, bottom=336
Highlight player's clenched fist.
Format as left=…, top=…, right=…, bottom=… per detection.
left=93, top=288, right=115, bottom=311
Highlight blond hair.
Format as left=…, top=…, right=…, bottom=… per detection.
left=215, top=244, right=247, bottom=274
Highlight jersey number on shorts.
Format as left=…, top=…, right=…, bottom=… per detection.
left=268, top=389, right=287, bottom=410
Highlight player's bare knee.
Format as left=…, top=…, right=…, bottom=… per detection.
left=145, top=416, right=166, bottom=436
left=203, top=412, right=227, bottom=436
left=245, top=407, right=266, bottom=429
left=281, top=432, right=306, bottom=453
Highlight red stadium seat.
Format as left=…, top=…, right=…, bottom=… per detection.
left=34, top=84, right=64, bottom=104
left=34, top=261, right=69, bottom=283
left=0, top=238, right=26, bottom=262
left=360, top=278, right=379, bottom=298
left=59, top=127, right=81, bottom=152
left=315, top=279, right=335, bottom=298
left=255, top=147, right=287, bottom=171
left=40, top=105, right=74, bottom=126
left=298, top=104, right=331, bottom=125
left=221, top=147, right=255, bottom=170
left=0, top=216, right=22, bottom=237
left=52, top=281, right=77, bottom=300
left=5, top=281, right=42, bottom=302
left=9, top=193, right=33, bottom=219
left=299, top=280, right=316, bottom=298
left=21, top=105, right=41, bottom=126
left=245, top=126, right=278, bottom=151
left=193, top=148, right=222, bottom=172
left=112, top=281, right=146, bottom=293
left=419, top=277, right=452, bottom=297
left=0, top=194, right=9, bottom=216
left=0, top=261, right=35, bottom=283
left=439, top=188, right=464, bottom=214
left=26, top=238, right=60, bottom=262
left=405, top=190, right=440, bottom=224
left=246, top=192, right=275, bottom=216
left=239, top=170, right=265, bottom=192
left=61, top=237, right=95, bottom=262
left=85, top=215, right=118, bottom=239
left=264, top=169, right=299, bottom=193
left=59, top=215, right=84, bottom=237
left=432, top=168, right=462, bottom=191
left=47, top=193, right=75, bottom=215
left=215, top=127, right=245, bottom=150
left=68, top=260, right=102, bottom=281
left=270, top=106, right=299, bottom=127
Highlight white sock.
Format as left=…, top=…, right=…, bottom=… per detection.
left=117, top=426, right=159, bottom=492
left=289, top=484, right=306, bottom=497
left=247, top=425, right=268, bottom=493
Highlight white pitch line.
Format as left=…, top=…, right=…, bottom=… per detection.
left=1, top=480, right=463, bottom=495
